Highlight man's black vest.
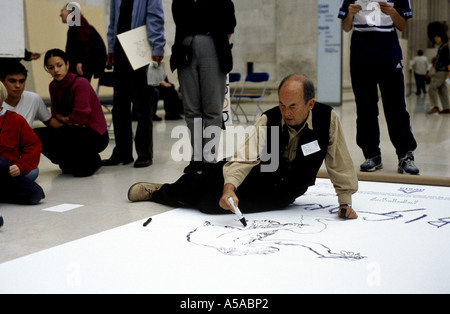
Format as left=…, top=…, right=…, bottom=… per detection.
left=247, top=102, right=332, bottom=202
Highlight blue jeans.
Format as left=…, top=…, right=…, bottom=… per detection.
left=25, top=168, right=39, bottom=181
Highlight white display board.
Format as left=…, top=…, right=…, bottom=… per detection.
left=0, top=0, right=25, bottom=58
left=317, top=0, right=342, bottom=106
left=0, top=179, right=449, bottom=294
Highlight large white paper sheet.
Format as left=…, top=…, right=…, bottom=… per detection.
left=117, top=26, right=152, bottom=70
left=0, top=179, right=449, bottom=294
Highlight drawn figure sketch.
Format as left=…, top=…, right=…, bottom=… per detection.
left=187, top=218, right=366, bottom=260
left=117, top=26, right=152, bottom=70
left=135, top=39, right=151, bottom=58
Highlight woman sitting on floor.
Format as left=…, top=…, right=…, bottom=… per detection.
left=34, top=49, right=109, bottom=177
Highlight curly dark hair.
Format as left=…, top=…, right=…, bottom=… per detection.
left=428, top=22, right=449, bottom=45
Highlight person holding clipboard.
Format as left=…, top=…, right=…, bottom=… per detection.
left=103, top=0, right=166, bottom=169
left=338, top=0, right=419, bottom=175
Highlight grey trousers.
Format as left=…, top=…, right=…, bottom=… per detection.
left=429, top=71, right=449, bottom=110
left=178, top=35, right=226, bottom=163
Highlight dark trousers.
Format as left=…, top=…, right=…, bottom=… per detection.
left=414, top=72, right=427, bottom=95
left=153, top=84, right=183, bottom=118
left=152, top=161, right=300, bottom=214
left=34, top=125, right=109, bottom=177
left=350, top=62, right=417, bottom=159
left=112, top=43, right=155, bottom=161
left=0, top=157, right=45, bottom=205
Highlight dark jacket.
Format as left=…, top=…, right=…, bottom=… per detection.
left=66, top=15, right=93, bottom=78
left=170, top=0, right=236, bottom=74
left=435, top=43, right=449, bottom=72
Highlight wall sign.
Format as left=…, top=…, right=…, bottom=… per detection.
left=317, top=0, right=342, bottom=106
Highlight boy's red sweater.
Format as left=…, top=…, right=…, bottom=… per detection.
left=0, top=111, right=42, bottom=175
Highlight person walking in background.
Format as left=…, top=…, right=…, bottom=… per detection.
left=102, top=0, right=166, bottom=169
left=170, top=0, right=236, bottom=174
left=427, top=23, right=450, bottom=114
left=60, top=2, right=106, bottom=82
left=34, top=49, right=109, bottom=177
left=338, top=0, right=419, bottom=175
left=410, top=50, right=429, bottom=96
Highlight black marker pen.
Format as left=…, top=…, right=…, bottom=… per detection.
left=143, top=217, right=152, bottom=227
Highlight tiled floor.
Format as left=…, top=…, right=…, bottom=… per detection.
left=0, top=90, right=449, bottom=264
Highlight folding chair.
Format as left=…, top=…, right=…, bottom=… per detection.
left=95, top=71, right=114, bottom=130
left=231, top=72, right=269, bottom=123
left=228, top=72, right=241, bottom=97
left=228, top=72, right=241, bottom=121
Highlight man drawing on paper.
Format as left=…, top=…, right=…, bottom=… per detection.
left=128, top=74, right=359, bottom=219
left=103, top=0, right=166, bottom=168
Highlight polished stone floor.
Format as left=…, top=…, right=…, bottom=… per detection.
left=0, top=90, right=449, bottom=264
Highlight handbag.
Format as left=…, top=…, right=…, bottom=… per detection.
left=147, top=61, right=166, bottom=86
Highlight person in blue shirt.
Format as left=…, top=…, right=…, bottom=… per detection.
left=338, top=0, right=419, bottom=175
left=103, top=0, right=166, bottom=168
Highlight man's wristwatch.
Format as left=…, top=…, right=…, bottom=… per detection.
left=340, top=204, right=351, bottom=207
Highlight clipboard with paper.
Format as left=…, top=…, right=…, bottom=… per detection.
left=354, top=0, right=393, bottom=27
left=117, top=25, right=152, bottom=70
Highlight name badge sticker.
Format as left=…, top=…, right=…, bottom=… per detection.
left=301, top=140, right=321, bottom=156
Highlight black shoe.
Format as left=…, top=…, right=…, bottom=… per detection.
left=73, top=163, right=102, bottom=177
left=0, top=215, right=4, bottom=228
left=153, top=115, right=162, bottom=121
left=134, top=157, right=152, bottom=168
left=183, top=161, right=204, bottom=173
left=59, top=164, right=73, bottom=175
left=102, top=155, right=134, bottom=166
left=165, top=114, right=183, bottom=120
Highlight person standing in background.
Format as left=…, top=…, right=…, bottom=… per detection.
left=427, top=23, right=450, bottom=114
left=338, top=0, right=419, bottom=175
left=170, top=0, right=236, bottom=174
left=410, top=50, right=429, bottom=96
left=60, top=2, right=104, bottom=82
left=102, top=0, right=166, bottom=168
